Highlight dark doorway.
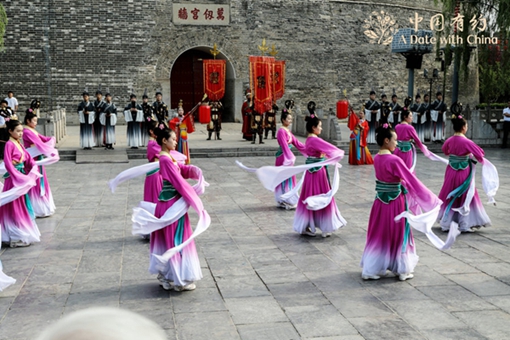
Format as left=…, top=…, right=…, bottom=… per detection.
left=170, top=49, right=211, bottom=113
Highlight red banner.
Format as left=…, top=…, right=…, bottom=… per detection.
left=272, top=60, right=285, bottom=101
left=203, top=59, right=226, bottom=101
left=249, top=56, right=274, bottom=113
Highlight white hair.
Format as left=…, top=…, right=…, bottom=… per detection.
left=36, top=307, right=167, bottom=340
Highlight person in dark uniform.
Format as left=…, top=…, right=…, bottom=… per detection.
left=0, top=99, right=14, bottom=159
left=410, top=92, right=425, bottom=142
left=101, top=90, right=117, bottom=150
left=430, top=91, right=448, bottom=143
left=379, top=93, right=390, bottom=126
left=364, top=89, right=380, bottom=144
left=141, top=89, right=154, bottom=145
left=251, top=107, right=265, bottom=144
left=124, top=94, right=144, bottom=149
left=389, top=91, right=402, bottom=127
left=152, top=91, right=169, bottom=127
left=207, top=100, right=223, bottom=140
left=241, top=89, right=253, bottom=141
left=422, top=93, right=431, bottom=141
left=94, top=87, right=106, bottom=147
left=264, top=104, right=278, bottom=139
left=78, top=90, right=96, bottom=150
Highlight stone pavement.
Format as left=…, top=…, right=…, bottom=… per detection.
left=0, top=148, right=509, bottom=339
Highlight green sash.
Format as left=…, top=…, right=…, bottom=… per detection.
left=146, top=168, right=159, bottom=176
left=448, top=155, right=470, bottom=170
left=2, top=162, right=35, bottom=219
left=158, top=180, right=178, bottom=202
left=305, top=156, right=327, bottom=173
left=275, top=144, right=293, bottom=158
left=442, top=155, right=474, bottom=222
left=375, top=180, right=410, bottom=252
left=396, top=140, right=412, bottom=152
left=2, top=162, right=24, bottom=179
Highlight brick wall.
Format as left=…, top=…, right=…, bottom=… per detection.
left=0, top=0, right=477, bottom=124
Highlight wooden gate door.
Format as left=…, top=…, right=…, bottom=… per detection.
left=170, top=49, right=211, bottom=115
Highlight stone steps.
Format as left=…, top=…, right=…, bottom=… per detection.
left=57, top=142, right=451, bottom=162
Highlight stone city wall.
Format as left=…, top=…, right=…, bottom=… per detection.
left=0, top=0, right=477, bottom=125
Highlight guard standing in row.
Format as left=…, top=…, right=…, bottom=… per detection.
left=0, top=100, right=15, bottom=159
left=389, top=91, right=402, bottom=126
left=78, top=89, right=96, bottom=150
left=379, top=93, right=390, bottom=126
left=207, top=100, right=223, bottom=140
left=251, top=106, right=265, bottom=145
left=430, top=91, right=448, bottom=143
left=264, top=104, right=278, bottom=139
left=364, top=89, right=380, bottom=144
left=152, top=91, right=169, bottom=127
left=124, top=93, right=144, bottom=149
left=241, top=89, right=253, bottom=141
left=141, top=89, right=154, bottom=145
left=101, top=89, right=117, bottom=150
left=94, top=86, right=107, bottom=147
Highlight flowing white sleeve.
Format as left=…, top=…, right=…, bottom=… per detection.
left=482, top=158, right=499, bottom=205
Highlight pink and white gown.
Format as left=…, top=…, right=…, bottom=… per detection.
left=293, top=136, right=346, bottom=235
left=274, top=127, right=306, bottom=208
left=393, top=123, right=426, bottom=173
left=0, top=138, right=41, bottom=244
left=437, top=135, right=492, bottom=232
left=22, top=126, right=56, bottom=217
left=361, top=153, right=446, bottom=277
left=148, top=153, right=204, bottom=286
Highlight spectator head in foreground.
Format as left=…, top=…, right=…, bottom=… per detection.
left=35, top=307, right=167, bottom=340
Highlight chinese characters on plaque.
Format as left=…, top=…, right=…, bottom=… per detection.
left=173, top=4, right=230, bottom=26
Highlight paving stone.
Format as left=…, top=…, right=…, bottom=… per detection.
left=284, top=304, right=359, bottom=338
left=347, top=316, right=426, bottom=340
left=174, top=311, right=239, bottom=340
left=224, top=296, right=288, bottom=325
left=172, top=287, right=226, bottom=314
left=325, top=288, right=394, bottom=318
left=417, top=285, right=499, bottom=312
left=445, top=273, right=510, bottom=296
left=268, top=281, right=331, bottom=308
left=452, top=310, right=510, bottom=339
left=215, top=274, right=271, bottom=299
left=237, top=322, right=300, bottom=340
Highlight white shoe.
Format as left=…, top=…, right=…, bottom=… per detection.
left=460, top=229, right=475, bottom=233
left=160, top=280, right=173, bottom=291
left=399, top=273, right=414, bottom=281
left=322, top=232, right=332, bottom=238
left=10, top=240, right=31, bottom=248
left=285, top=203, right=297, bottom=210
left=302, top=228, right=316, bottom=237
left=174, top=283, right=196, bottom=292
left=362, top=275, right=380, bottom=280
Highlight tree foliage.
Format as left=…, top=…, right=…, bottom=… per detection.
left=435, top=0, right=510, bottom=103
left=0, top=4, right=6, bottom=51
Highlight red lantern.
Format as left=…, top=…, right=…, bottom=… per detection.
left=336, top=100, right=348, bottom=119
left=199, top=105, right=211, bottom=124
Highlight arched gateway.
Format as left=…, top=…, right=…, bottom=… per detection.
left=169, top=46, right=238, bottom=122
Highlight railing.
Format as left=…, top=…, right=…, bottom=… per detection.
left=35, top=108, right=67, bottom=144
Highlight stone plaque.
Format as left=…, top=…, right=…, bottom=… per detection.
left=172, top=4, right=230, bottom=26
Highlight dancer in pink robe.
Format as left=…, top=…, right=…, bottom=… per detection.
left=274, top=109, right=306, bottom=209
left=144, top=121, right=162, bottom=204
left=394, top=109, right=427, bottom=172
left=361, top=125, right=443, bottom=281
left=437, top=115, right=492, bottom=232
left=293, top=103, right=346, bottom=237
left=149, top=128, right=203, bottom=292
left=22, top=110, right=56, bottom=217
left=0, top=120, right=41, bottom=247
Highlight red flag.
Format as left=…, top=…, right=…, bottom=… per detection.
left=203, top=60, right=226, bottom=101
left=272, top=60, right=286, bottom=101
left=249, top=56, right=274, bottom=113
